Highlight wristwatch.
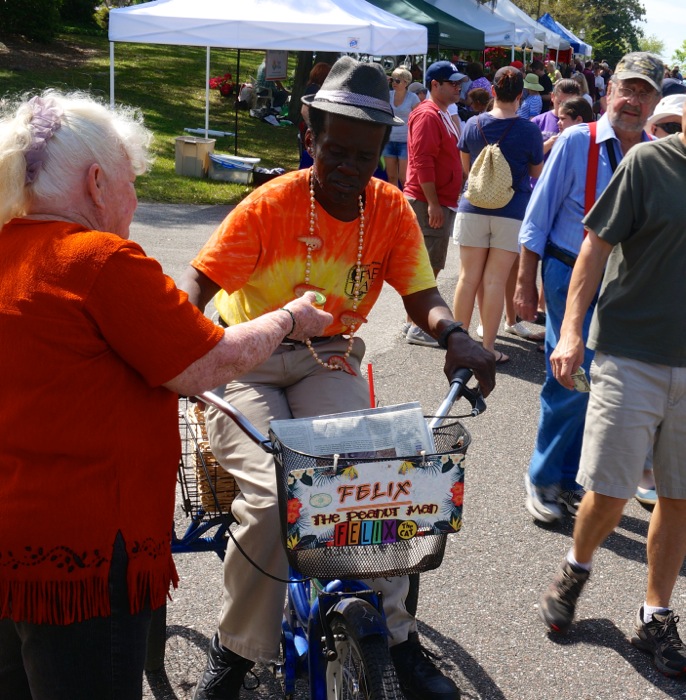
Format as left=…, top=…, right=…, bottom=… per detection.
left=437, top=321, right=469, bottom=349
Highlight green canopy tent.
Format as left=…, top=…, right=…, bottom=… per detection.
left=366, top=0, right=484, bottom=52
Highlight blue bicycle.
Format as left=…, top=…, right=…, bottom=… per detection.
left=190, top=368, right=485, bottom=700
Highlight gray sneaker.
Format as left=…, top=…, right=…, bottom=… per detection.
left=558, top=486, right=586, bottom=516
left=524, top=473, right=562, bottom=522
left=539, top=560, right=590, bottom=634
left=406, top=326, right=440, bottom=348
left=631, top=607, right=686, bottom=677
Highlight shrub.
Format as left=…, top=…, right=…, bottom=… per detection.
left=0, top=0, right=63, bottom=43
left=60, top=0, right=99, bottom=25
left=94, top=5, right=110, bottom=30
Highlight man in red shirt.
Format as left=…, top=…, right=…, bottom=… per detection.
left=404, top=61, right=465, bottom=346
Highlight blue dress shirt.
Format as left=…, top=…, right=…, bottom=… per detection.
left=518, top=113, right=652, bottom=258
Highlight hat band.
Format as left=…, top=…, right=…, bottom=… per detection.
left=314, top=89, right=393, bottom=115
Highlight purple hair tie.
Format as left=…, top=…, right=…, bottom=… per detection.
left=24, top=96, right=63, bottom=185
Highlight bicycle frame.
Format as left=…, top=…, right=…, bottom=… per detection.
left=196, top=367, right=486, bottom=699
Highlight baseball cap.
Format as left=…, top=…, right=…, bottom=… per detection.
left=647, top=93, right=686, bottom=127
left=510, top=60, right=524, bottom=70
left=408, top=81, right=428, bottom=95
left=425, top=61, right=466, bottom=85
left=614, top=52, right=664, bottom=93
left=662, top=77, right=686, bottom=97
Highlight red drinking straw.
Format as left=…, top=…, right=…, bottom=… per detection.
left=367, top=362, right=376, bottom=408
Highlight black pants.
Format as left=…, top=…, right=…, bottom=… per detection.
left=0, top=533, right=152, bottom=700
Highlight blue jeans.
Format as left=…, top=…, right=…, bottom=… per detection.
left=528, top=255, right=597, bottom=490
left=0, top=533, right=151, bottom=700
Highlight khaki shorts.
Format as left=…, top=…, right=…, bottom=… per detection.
left=454, top=212, right=521, bottom=253
left=578, top=352, right=686, bottom=500
left=406, top=197, right=456, bottom=271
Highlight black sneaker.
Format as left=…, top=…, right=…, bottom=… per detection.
left=631, top=607, right=686, bottom=677
left=558, top=487, right=586, bottom=516
left=539, top=560, right=590, bottom=633
left=390, top=634, right=460, bottom=700
left=193, top=633, right=255, bottom=700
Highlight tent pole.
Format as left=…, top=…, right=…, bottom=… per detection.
left=109, top=42, right=115, bottom=109
left=205, top=47, right=211, bottom=139
left=235, top=49, right=241, bottom=156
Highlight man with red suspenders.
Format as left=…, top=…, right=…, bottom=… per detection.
left=513, top=53, right=663, bottom=524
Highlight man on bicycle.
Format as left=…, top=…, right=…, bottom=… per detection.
left=180, top=56, right=495, bottom=700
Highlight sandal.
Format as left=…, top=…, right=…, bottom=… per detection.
left=493, top=350, right=510, bottom=365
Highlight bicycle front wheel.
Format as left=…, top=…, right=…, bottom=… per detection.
left=325, top=616, right=404, bottom=700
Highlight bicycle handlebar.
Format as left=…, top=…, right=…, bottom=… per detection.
left=196, top=368, right=485, bottom=452
left=427, top=368, right=486, bottom=430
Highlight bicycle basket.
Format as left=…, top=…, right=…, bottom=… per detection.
left=177, top=398, right=240, bottom=517
left=271, top=418, right=470, bottom=579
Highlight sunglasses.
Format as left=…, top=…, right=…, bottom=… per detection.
left=655, top=121, right=682, bottom=135
left=391, top=78, right=404, bottom=84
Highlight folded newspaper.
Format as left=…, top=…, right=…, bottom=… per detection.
left=269, top=402, right=435, bottom=458
left=270, top=404, right=466, bottom=551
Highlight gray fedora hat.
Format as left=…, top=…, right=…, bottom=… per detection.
left=301, top=56, right=403, bottom=126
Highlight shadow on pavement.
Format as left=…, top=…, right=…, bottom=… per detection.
left=417, top=620, right=508, bottom=700
left=546, top=617, right=686, bottom=698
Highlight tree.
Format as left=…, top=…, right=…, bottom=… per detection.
left=638, top=34, right=666, bottom=58
left=508, top=0, right=646, bottom=66
left=674, top=40, right=686, bottom=65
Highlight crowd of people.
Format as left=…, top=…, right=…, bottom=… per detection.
left=1, top=46, right=685, bottom=700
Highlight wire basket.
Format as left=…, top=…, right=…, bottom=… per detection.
left=177, top=398, right=240, bottom=517
left=271, top=418, right=470, bottom=580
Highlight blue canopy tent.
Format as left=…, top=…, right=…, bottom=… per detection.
left=538, top=13, right=592, bottom=56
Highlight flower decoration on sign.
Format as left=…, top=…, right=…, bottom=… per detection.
left=450, top=481, right=464, bottom=508
left=287, top=497, right=303, bottom=524
left=209, top=72, right=235, bottom=97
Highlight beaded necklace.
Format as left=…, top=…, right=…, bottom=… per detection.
left=302, top=168, right=365, bottom=371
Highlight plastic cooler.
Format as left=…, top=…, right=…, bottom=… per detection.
left=208, top=154, right=261, bottom=184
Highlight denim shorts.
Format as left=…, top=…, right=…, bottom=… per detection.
left=382, top=140, right=408, bottom=159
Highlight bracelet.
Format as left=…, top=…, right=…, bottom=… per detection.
left=279, top=307, right=296, bottom=337
left=437, top=321, right=468, bottom=349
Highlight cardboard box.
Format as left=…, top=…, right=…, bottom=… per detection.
left=174, top=136, right=215, bottom=178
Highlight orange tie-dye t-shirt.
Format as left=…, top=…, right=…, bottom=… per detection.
left=192, top=170, right=436, bottom=335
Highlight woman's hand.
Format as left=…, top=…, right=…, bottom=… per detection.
left=282, top=291, right=333, bottom=341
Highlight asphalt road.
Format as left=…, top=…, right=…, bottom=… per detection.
left=131, top=202, right=685, bottom=700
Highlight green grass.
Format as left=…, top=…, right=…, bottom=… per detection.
left=0, top=32, right=300, bottom=204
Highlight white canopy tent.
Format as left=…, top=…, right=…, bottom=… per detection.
left=424, top=0, right=569, bottom=60
left=108, top=0, right=427, bottom=137
left=492, top=0, right=569, bottom=52
left=423, top=0, right=525, bottom=49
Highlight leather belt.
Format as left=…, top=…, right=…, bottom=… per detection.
left=281, top=336, right=336, bottom=346
left=545, top=242, right=577, bottom=268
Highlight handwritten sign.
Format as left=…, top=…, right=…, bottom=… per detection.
left=284, top=453, right=465, bottom=551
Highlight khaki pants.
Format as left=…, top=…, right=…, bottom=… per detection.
left=204, top=337, right=417, bottom=662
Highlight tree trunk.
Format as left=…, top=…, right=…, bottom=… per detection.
left=288, top=52, right=314, bottom=123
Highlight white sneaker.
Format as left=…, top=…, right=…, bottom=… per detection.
left=406, top=326, right=440, bottom=348
left=400, top=321, right=411, bottom=337
left=505, top=321, right=544, bottom=341
left=525, top=473, right=562, bottom=522
left=476, top=324, right=484, bottom=339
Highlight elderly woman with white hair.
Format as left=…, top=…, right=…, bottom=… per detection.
left=383, top=66, right=420, bottom=188
left=0, top=89, right=330, bottom=700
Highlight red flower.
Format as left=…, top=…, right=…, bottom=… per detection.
left=209, top=72, right=234, bottom=96
left=450, top=482, right=464, bottom=508
left=287, top=498, right=303, bottom=524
